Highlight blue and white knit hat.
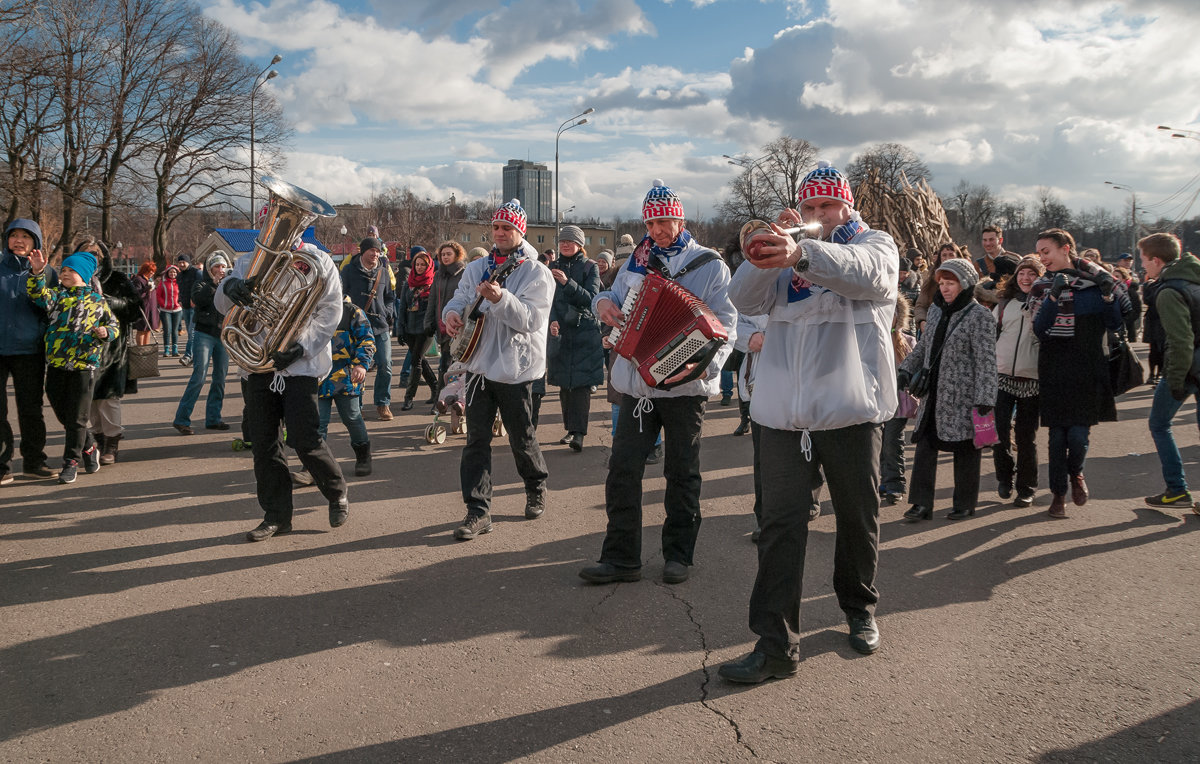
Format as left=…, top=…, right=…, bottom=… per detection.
left=642, top=179, right=685, bottom=222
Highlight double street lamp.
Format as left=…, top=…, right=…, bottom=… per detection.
left=555, top=107, right=594, bottom=239
left=249, top=54, right=282, bottom=224
left=1157, top=124, right=1200, bottom=142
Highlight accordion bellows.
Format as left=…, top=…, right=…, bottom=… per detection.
left=610, top=273, right=728, bottom=390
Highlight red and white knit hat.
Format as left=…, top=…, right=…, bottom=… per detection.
left=797, top=161, right=854, bottom=207
left=642, top=179, right=685, bottom=222
left=492, top=198, right=527, bottom=236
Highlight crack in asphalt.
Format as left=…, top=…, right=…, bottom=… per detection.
left=588, top=581, right=620, bottom=616
left=656, top=581, right=759, bottom=759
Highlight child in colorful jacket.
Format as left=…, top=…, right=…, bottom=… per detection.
left=26, top=249, right=119, bottom=484
left=318, top=296, right=376, bottom=476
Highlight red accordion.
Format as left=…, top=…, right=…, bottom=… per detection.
left=610, top=272, right=728, bottom=390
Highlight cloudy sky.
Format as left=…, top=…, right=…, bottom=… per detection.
left=202, top=0, right=1200, bottom=227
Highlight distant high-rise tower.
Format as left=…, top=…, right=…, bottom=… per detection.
left=502, top=160, right=552, bottom=224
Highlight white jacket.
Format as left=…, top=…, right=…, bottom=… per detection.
left=993, top=296, right=1039, bottom=379
left=594, top=237, right=737, bottom=399
left=443, top=240, right=554, bottom=384
left=735, top=312, right=768, bottom=400
left=215, top=246, right=344, bottom=381
left=728, top=227, right=899, bottom=431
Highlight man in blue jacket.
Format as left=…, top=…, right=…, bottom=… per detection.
left=341, top=237, right=396, bottom=421
left=0, top=219, right=56, bottom=483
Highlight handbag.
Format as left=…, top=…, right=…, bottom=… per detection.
left=972, top=408, right=999, bottom=448
left=1108, top=340, right=1144, bottom=396
left=127, top=342, right=161, bottom=379
left=897, top=390, right=919, bottom=419
left=907, top=366, right=932, bottom=399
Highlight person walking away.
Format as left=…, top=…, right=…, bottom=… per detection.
left=991, top=256, right=1044, bottom=508
left=25, top=249, right=118, bottom=484
left=1027, top=228, right=1122, bottom=519
left=897, top=259, right=997, bottom=522
left=547, top=225, right=604, bottom=452
left=319, top=296, right=376, bottom=476
left=172, top=253, right=232, bottom=435
left=1139, top=233, right=1200, bottom=513
left=0, top=219, right=56, bottom=482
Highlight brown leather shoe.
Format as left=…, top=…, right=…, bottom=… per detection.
left=1070, top=474, right=1089, bottom=506
left=376, top=405, right=393, bottom=421
left=1048, top=493, right=1068, bottom=519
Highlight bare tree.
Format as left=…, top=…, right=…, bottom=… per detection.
left=945, top=180, right=998, bottom=242
left=719, top=135, right=821, bottom=223
left=0, top=33, right=60, bottom=226
left=717, top=167, right=776, bottom=223
left=845, top=142, right=931, bottom=193
left=1034, top=186, right=1072, bottom=232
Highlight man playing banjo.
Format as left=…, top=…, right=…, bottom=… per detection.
left=443, top=199, right=555, bottom=540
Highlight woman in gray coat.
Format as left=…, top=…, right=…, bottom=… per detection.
left=898, top=258, right=998, bottom=521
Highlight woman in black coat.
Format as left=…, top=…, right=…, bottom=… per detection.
left=77, top=237, right=142, bottom=465
left=424, top=241, right=467, bottom=393
left=547, top=226, right=605, bottom=451
left=397, top=250, right=439, bottom=409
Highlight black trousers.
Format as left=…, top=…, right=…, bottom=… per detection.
left=436, top=339, right=453, bottom=392
left=749, top=423, right=881, bottom=661
left=403, top=332, right=438, bottom=401
left=909, top=436, right=981, bottom=514
left=558, top=386, right=592, bottom=435
left=244, top=373, right=346, bottom=525
left=992, top=390, right=1039, bottom=494
left=600, top=394, right=706, bottom=569
left=45, top=366, right=95, bottom=464
left=750, top=419, right=763, bottom=524
left=0, top=353, right=49, bottom=472
left=460, top=375, right=548, bottom=517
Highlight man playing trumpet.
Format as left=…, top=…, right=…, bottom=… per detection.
left=720, top=162, right=898, bottom=682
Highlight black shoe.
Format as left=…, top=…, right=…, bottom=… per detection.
left=1014, top=492, right=1035, bottom=508
left=663, top=560, right=689, bottom=584
left=998, top=481, right=1013, bottom=500
left=880, top=491, right=901, bottom=506
left=568, top=433, right=583, bottom=452
left=329, top=496, right=349, bottom=528
left=401, top=399, right=414, bottom=411
left=558, top=433, right=572, bottom=445
left=718, top=651, right=799, bottom=684
left=81, top=445, right=100, bottom=474
left=720, top=393, right=732, bottom=406
left=205, top=422, right=231, bottom=431
left=733, top=418, right=751, bottom=437
left=524, top=487, right=546, bottom=519
left=24, top=462, right=54, bottom=478
left=946, top=507, right=975, bottom=520
left=903, top=504, right=931, bottom=521
left=246, top=521, right=292, bottom=542
left=645, top=444, right=663, bottom=465
left=847, top=614, right=880, bottom=655
left=173, top=423, right=193, bottom=436
left=751, top=525, right=761, bottom=543
left=579, top=562, right=642, bottom=584
left=454, top=513, right=492, bottom=540
left=57, top=461, right=78, bottom=484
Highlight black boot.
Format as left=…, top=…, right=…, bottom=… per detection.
left=352, top=442, right=372, bottom=476
left=733, top=401, right=751, bottom=436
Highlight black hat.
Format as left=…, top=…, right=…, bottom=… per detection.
left=899, top=257, right=913, bottom=271
left=992, top=254, right=1020, bottom=278
left=360, top=237, right=384, bottom=254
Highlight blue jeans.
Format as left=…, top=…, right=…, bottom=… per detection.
left=1047, top=425, right=1090, bottom=497
left=720, top=369, right=734, bottom=398
left=373, top=332, right=392, bottom=407
left=180, top=307, right=195, bottom=358
left=1148, top=378, right=1200, bottom=493
left=318, top=395, right=369, bottom=446
left=173, top=332, right=228, bottom=427
left=161, top=311, right=182, bottom=354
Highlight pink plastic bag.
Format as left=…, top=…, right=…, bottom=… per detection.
left=973, top=408, right=999, bottom=448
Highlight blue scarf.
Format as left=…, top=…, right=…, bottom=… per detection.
left=626, top=230, right=694, bottom=275
left=480, top=247, right=526, bottom=284
left=787, top=219, right=868, bottom=302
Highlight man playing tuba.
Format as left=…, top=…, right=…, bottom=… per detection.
left=216, top=239, right=350, bottom=542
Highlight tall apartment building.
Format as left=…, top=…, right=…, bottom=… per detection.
left=502, top=159, right=552, bottom=224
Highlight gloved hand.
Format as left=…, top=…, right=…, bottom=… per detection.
left=1048, top=273, right=1069, bottom=299
left=270, top=342, right=304, bottom=371
left=224, top=275, right=258, bottom=307
left=975, top=405, right=993, bottom=416
left=1170, top=386, right=1189, bottom=402
left=897, top=370, right=912, bottom=390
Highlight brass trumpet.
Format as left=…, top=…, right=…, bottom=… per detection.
left=221, top=177, right=338, bottom=373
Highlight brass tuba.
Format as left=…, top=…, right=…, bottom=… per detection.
left=221, top=176, right=338, bottom=373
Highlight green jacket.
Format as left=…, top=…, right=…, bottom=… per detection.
left=1155, top=252, right=1200, bottom=394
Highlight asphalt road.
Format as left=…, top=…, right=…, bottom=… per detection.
left=2, top=343, right=1197, bottom=763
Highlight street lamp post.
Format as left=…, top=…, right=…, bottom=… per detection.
left=249, top=54, right=282, bottom=223
left=1157, top=125, right=1200, bottom=142
left=1105, top=181, right=1139, bottom=256
left=555, top=107, right=594, bottom=240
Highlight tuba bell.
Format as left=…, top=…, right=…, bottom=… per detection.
left=221, top=176, right=338, bottom=373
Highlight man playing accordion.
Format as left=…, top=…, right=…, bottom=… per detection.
left=579, top=180, right=737, bottom=586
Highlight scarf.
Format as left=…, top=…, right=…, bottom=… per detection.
left=927, top=287, right=974, bottom=378
left=787, top=219, right=869, bottom=302
left=626, top=230, right=695, bottom=275
left=480, top=246, right=526, bottom=284
left=1027, top=257, right=1112, bottom=339
left=407, top=254, right=434, bottom=297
